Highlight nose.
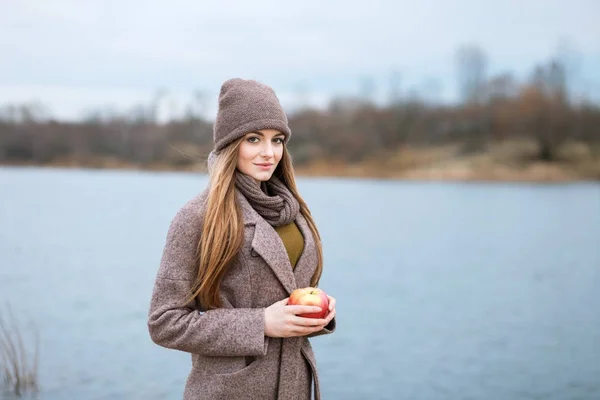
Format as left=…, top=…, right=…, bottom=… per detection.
left=260, top=141, right=274, bottom=158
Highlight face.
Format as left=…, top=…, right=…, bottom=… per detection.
left=237, top=129, right=285, bottom=183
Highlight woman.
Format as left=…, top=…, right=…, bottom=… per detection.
left=148, top=78, right=337, bottom=400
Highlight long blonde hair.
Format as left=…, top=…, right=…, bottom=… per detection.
left=185, top=138, right=323, bottom=310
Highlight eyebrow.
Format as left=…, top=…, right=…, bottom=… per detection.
left=248, top=131, right=285, bottom=137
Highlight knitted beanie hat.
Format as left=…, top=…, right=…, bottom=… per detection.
left=212, top=78, right=291, bottom=151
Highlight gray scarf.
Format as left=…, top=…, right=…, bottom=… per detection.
left=208, top=150, right=300, bottom=227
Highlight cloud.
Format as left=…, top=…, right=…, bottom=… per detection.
left=1, top=0, right=598, bottom=119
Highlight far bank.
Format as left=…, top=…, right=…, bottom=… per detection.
left=2, top=139, right=599, bottom=183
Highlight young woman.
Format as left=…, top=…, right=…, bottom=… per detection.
left=148, top=78, right=337, bottom=400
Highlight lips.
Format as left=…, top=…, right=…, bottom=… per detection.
left=255, top=163, right=273, bottom=167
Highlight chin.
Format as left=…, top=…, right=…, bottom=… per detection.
left=253, top=173, right=273, bottom=182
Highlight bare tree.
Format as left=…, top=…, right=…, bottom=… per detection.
left=387, top=69, right=402, bottom=105
left=455, top=45, right=490, bottom=153
left=359, top=75, right=376, bottom=105
left=520, top=57, right=572, bottom=162
left=456, top=44, right=488, bottom=105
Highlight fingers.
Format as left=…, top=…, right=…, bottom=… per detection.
left=291, top=321, right=328, bottom=336
left=327, top=295, right=336, bottom=312
left=289, top=309, right=335, bottom=330
left=288, top=325, right=323, bottom=336
left=290, top=315, right=328, bottom=327
left=283, top=312, right=335, bottom=337
left=324, top=309, right=336, bottom=324
left=285, top=305, right=323, bottom=316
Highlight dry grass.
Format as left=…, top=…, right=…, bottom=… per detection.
left=295, top=139, right=600, bottom=182
left=0, top=304, right=39, bottom=398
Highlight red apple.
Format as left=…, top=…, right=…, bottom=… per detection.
left=288, top=287, right=329, bottom=319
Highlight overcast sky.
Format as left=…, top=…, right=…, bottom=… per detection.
left=1, top=0, right=599, bottom=121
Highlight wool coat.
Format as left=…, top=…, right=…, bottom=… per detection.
left=148, top=188, right=336, bottom=400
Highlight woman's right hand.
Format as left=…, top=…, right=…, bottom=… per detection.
left=264, top=298, right=328, bottom=338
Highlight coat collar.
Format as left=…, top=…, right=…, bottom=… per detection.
left=236, top=190, right=316, bottom=295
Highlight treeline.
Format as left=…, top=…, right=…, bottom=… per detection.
left=1, top=47, right=599, bottom=169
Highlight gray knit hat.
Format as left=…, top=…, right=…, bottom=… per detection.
left=212, top=78, right=291, bottom=151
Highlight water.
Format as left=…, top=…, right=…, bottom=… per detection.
left=1, top=166, right=599, bottom=400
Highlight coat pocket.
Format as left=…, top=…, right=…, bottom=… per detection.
left=195, top=354, right=260, bottom=377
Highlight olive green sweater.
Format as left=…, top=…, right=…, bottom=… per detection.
left=274, top=221, right=304, bottom=269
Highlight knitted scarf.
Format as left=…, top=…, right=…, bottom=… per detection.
left=207, top=150, right=300, bottom=227
left=235, top=171, right=300, bottom=227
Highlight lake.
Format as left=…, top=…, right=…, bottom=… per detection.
left=1, top=166, right=599, bottom=400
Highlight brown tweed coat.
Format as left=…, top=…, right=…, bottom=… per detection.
left=148, top=188, right=336, bottom=399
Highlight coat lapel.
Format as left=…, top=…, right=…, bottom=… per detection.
left=251, top=218, right=298, bottom=295
left=236, top=191, right=298, bottom=295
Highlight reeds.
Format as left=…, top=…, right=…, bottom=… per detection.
left=0, top=303, right=39, bottom=397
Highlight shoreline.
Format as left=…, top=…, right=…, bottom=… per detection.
left=2, top=159, right=598, bottom=184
